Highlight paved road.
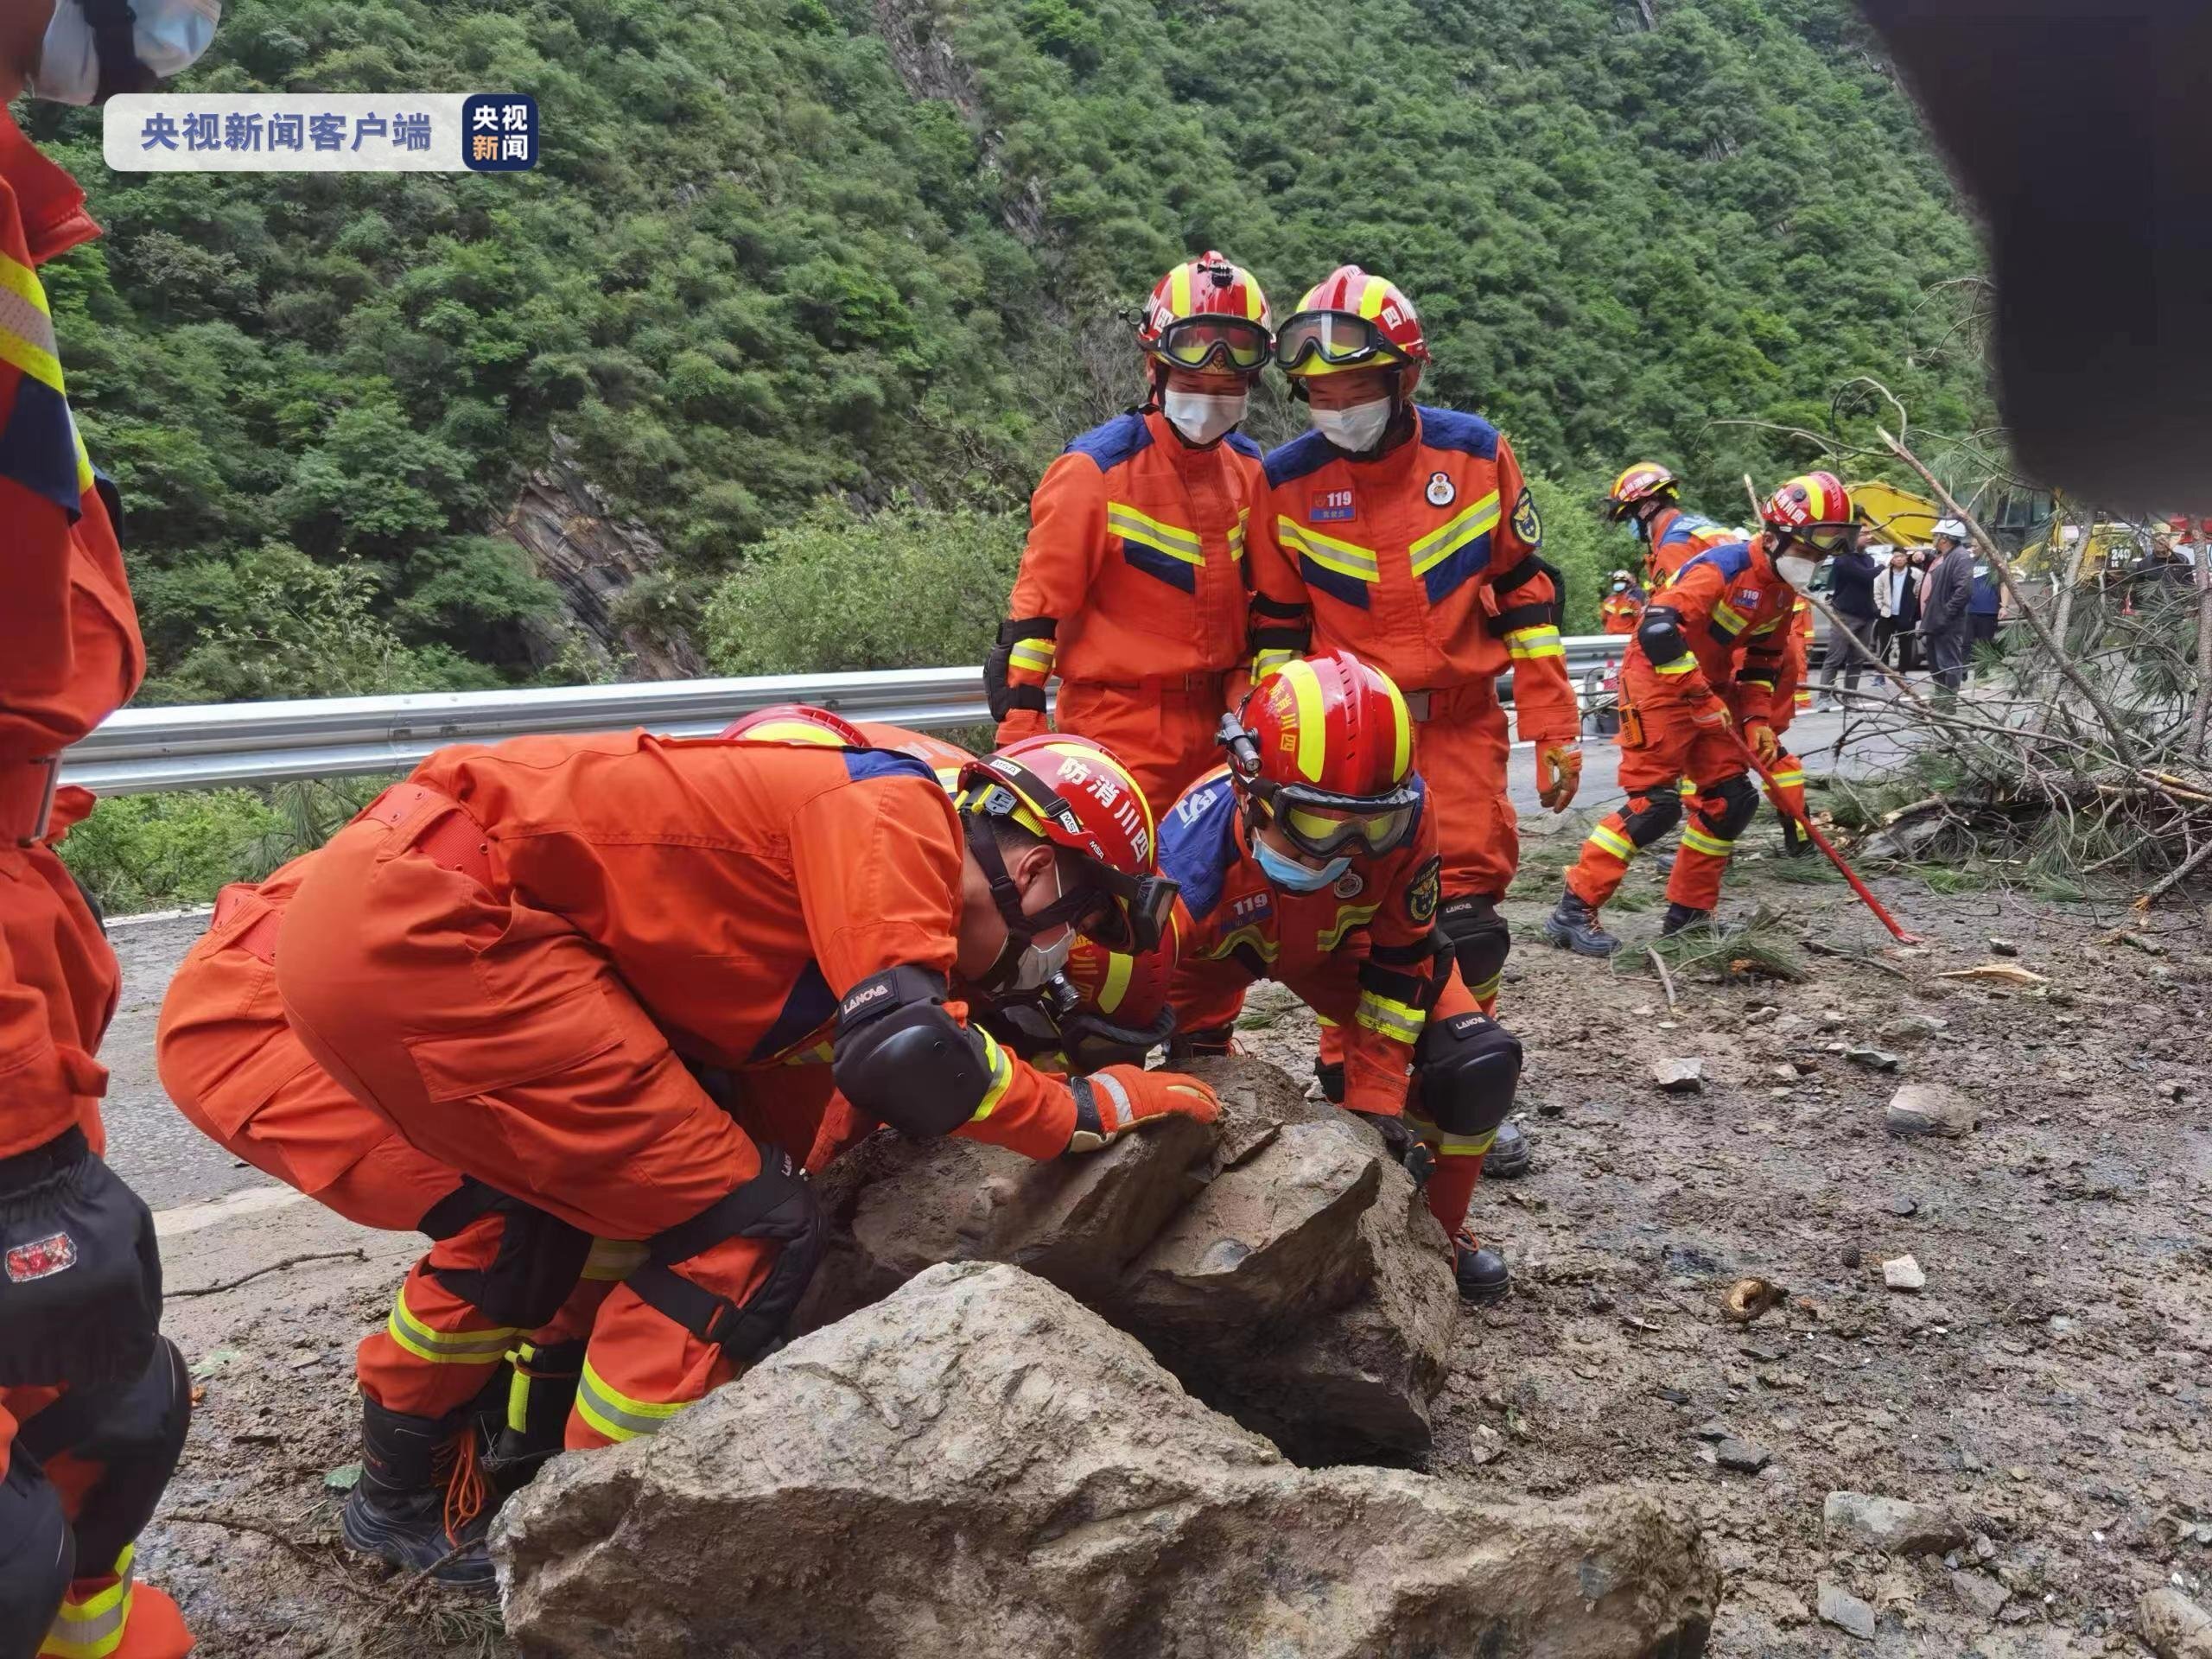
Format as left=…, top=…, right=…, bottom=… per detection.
left=101, top=706, right=1901, bottom=1211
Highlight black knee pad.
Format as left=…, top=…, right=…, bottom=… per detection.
left=629, top=1147, right=823, bottom=1366
left=0, top=1452, right=72, bottom=1659
left=1620, top=789, right=1684, bottom=848
left=1706, top=772, right=1761, bottom=840
left=1414, top=1012, right=1524, bottom=1138
left=425, top=1185, right=594, bottom=1332
left=1438, top=894, right=1510, bottom=995
left=26, top=1338, right=191, bottom=1576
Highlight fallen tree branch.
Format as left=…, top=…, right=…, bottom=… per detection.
left=162, top=1510, right=383, bottom=1599
left=1645, top=945, right=1680, bottom=1014
left=2135, top=831, right=2212, bottom=912
left=169, top=1248, right=367, bottom=1299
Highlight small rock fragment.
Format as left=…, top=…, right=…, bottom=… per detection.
left=1721, top=1275, right=1786, bottom=1324
left=2139, top=1587, right=2212, bottom=1659
left=1882, top=1255, right=1926, bottom=1293
left=1888, top=1195, right=1918, bottom=1217
left=1989, top=937, right=2019, bottom=957
left=1953, top=1570, right=2012, bottom=1620
left=1823, top=1491, right=1967, bottom=1555
left=1653, top=1057, right=1705, bottom=1094
left=1845, top=1046, right=1903, bottom=1072
left=1879, top=1013, right=1948, bottom=1046
left=1689, top=1420, right=1732, bottom=1442
left=1818, top=1580, right=1878, bottom=1640
left=1886, top=1083, right=1977, bottom=1139
left=1715, top=1438, right=1771, bottom=1472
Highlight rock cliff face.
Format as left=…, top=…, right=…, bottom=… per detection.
left=497, top=442, right=705, bottom=680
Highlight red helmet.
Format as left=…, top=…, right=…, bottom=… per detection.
left=1047, top=930, right=1179, bottom=1070
left=1275, top=265, right=1428, bottom=378
left=1136, top=251, right=1273, bottom=378
left=1223, top=651, right=1421, bottom=861
left=719, top=703, right=867, bottom=747
left=956, top=735, right=1176, bottom=954
left=1606, top=462, right=1680, bottom=521
left=1761, top=471, right=1860, bottom=556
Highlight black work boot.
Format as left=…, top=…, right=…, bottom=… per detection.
left=1453, top=1234, right=1511, bottom=1302
left=483, top=1338, right=587, bottom=1497
left=1483, top=1119, right=1532, bottom=1180
left=1659, top=902, right=1713, bottom=937
left=1313, top=1058, right=1346, bottom=1105
left=1543, top=887, right=1621, bottom=957
left=342, top=1399, right=497, bottom=1590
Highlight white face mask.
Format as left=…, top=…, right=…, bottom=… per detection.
left=1162, top=390, right=1247, bottom=447
left=1003, top=861, right=1074, bottom=993
left=1777, top=553, right=1821, bottom=592
left=1311, top=398, right=1393, bottom=454
left=31, top=0, right=221, bottom=105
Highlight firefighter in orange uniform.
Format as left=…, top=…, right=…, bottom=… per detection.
left=274, top=729, right=1216, bottom=1454
left=1160, top=652, right=1524, bottom=1300
left=1546, top=474, right=1857, bottom=956
left=1606, top=462, right=1738, bottom=591
left=2, top=8, right=221, bottom=1654
left=1246, top=267, right=1577, bottom=1181
left=1599, top=571, right=1643, bottom=634
left=156, top=857, right=640, bottom=1586
left=988, top=251, right=1273, bottom=811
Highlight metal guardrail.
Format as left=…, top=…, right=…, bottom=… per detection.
left=61, top=640, right=1636, bottom=798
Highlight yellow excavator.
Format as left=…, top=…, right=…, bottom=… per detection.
left=1847, top=479, right=1941, bottom=548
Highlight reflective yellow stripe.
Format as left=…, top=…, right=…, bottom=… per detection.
left=1770, top=769, right=1804, bottom=788
left=1252, top=648, right=1295, bottom=679
left=1466, top=971, right=1502, bottom=1004
left=1654, top=657, right=1698, bottom=676
left=1745, top=614, right=1788, bottom=638
left=967, top=1027, right=1013, bottom=1122
left=0, top=251, right=51, bottom=315
left=1209, top=924, right=1279, bottom=963
left=1712, top=600, right=1750, bottom=637
left=1381, top=674, right=1412, bottom=778
left=0, top=252, right=65, bottom=397
left=1277, top=518, right=1380, bottom=582
left=1505, top=624, right=1565, bottom=660
left=1228, top=509, right=1249, bottom=562
left=1680, top=827, right=1735, bottom=857
left=1356, top=989, right=1426, bottom=1046
left=41, top=1546, right=133, bottom=1659
left=1358, top=275, right=1389, bottom=319
left=1096, top=949, right=1133, bottom=1014
left=1408, top=491, right=1502, bottom=575
left=1277, top=657, right=1329, bottom=782
left=1317, top=904, right=1380, bottom=953
left=1588, top=825, right=1637, bottom=863
left=385, top=1285, right=518, bottom=1366
left=582, top=1239, right=647, bottom=1281
left=506, top=1343, right=537, bottom=1433
left=574, top=1357, right=689, bottom=1444
left=1170, top=264, right=1192, bottom=318
left=1106, top=502, right=1204, bottom=563
left=1007, top=638, right=1055, bottom=674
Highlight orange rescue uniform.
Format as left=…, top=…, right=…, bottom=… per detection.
left=1600, top=591, right=1641, bottom=634
left=0, top=108, right=192, bottom=1659
left=275, top=734, right=1095, bottom=1448
left=1566, top=538, right=1795, bottom=914
left=1642, top=504, right=1737, bottom=591
left=995, top=408, right=1267, bottom=810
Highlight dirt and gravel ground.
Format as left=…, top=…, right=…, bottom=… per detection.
left=123, top=788, right=2212, bottom=1658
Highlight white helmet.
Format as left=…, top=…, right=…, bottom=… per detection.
left=1933, top=518, right=1968, bottom=542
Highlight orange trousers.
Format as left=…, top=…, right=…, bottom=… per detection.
left=157, top=895, right=624, bottom=1428
left=1052, top=677, right=1234, bottom=822
left=275, top=802, right=782, bottom=1451
left=1409, top=684, right=1517, bottom=905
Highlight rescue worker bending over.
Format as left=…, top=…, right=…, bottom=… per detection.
left=1546, top=474, right=1857, bottom=956
left=1160, top=652, right=1524, bottom=1301
left=1607, top=461, right=1737, bottom=592
left=988, top=251, right=1273, bottom=810
left=275, top=728, right=1217, bottom=1453
left=1248, top=266, right=1577, bottom=1180
left=1, top=6, right=222, bottom=1654
left=156, top=855, right=639, bottom=1587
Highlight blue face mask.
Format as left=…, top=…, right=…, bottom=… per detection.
left=30, top=0, right=222, bottom=106
left=1255, top=839, right=1351, bottom=893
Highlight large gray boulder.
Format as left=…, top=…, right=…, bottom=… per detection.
left=496, top=1262, right=1718, bottom=1659
left=794, top=1057, right=1457, bottom=1462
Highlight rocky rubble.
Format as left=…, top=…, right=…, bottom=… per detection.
left=795, top=1056, right=1458, bottom=1462
left=496, top=1262, right=1719, bottom=1659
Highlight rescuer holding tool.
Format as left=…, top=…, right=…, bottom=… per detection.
left=1606, top=461, right=1738, bottom=591
left=1545, top=473, right=1858, bottom=956
left=1159, top=652, right=1525, bottom=1300
left=274, top=728, right=1216, bottom=1450
left=988, top=252, right=1273, bottom=810
left=1246, top=267, right=1573, bottom=1180
left=2, top=5, right=222, bottom=1655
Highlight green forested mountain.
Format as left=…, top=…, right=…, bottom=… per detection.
left=26, top=0, right=1986, bottom=696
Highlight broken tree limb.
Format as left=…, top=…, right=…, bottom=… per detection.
left=169, top=1249, right=367, bottom=1299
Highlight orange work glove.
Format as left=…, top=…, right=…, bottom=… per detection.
left=995, top=709, right=1051, bottom=747
left=1065, top=1065, right=1221, bottom=1154
left=1689, top=695, right=1732, bottom=732
left=1535, top=742, right=1583, bottom=811
left=1745, top=719, right=1781, bottom=766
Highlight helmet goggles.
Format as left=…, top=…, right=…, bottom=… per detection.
left=1783, top=521, right=1862, bottom=557
left=961, top=762, right=1178, bottom=955
left=1253, top=779, right=1421, bottom=861
left=1274, top=310, right=1415, bottom=376
left=1148, top=315, right=1274, bottom=375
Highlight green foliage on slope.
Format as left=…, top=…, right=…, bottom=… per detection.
left=26, top=0, right=1984, bottom=697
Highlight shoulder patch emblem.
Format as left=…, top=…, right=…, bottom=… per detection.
left=1332, top=869, right=1366, bottom=899
left=1512, top=486, right=1541, bottom=545
left=1425, top=470, right=1455, bottom=508
left=1404, top=855, right=1442, bottom=926
left=1733, top=588, right=1762, bottom=607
